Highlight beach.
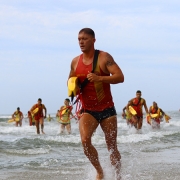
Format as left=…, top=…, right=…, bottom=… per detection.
left=0, top=111, right=180, bottom=180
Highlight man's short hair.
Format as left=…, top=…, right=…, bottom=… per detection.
left=65, top=98, right=70, bottom=102
left=136, top=90, right=141, bottom=94
left=17, top=107, right=20, bottom=110
left=38, top=98, right=42, bottom=102
left=79, top=28, right=95, bottom=38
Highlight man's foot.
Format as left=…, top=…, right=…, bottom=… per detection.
left=41, top=131, right=45, bottom=134
left=96, top=172, right=104, bottom=180
left=115, top=162, right=121, bottom=180
left=115, top=170, right=121, bottom=180
left=96, top=168, right=104, bottom=180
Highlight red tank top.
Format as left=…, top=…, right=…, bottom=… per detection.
left=75, top=53, right=114, bottom=111
left=33, top=104, right=44, bottom=120
left=151, top=106, right=158, bottom=114
left=132, top=98, right=144, bottom=117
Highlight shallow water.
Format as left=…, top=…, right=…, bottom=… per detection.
left=0, top=111, right=180, bottom=180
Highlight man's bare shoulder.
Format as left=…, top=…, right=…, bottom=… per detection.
left=72, top=55, right=80, bottom=63
left=99, top=51, right=117, bottom=66
left=141, top=98, right=146, bottom=104
left=60, top=106, right=64, bottom=110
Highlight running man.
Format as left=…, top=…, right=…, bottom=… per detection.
left=12, top=107, right=24, bottom=127
left=30, top=98, right=47, bottom=134
left=68, top=28, right=124, bottom=180
left=128, top=90, right=148, bottom=130
left=59, top=98, right=74, bottom=134
left=149, top=101, right=161, bottom=128
left=123, top=101, right=134, bottom=126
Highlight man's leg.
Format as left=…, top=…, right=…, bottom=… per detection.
left=100, top=116, right=121, bottom=179
left=131, top=116, right=138, bottom=129
left=138, top=117, right=143, bottom=129
left=66, top=124, right=71, bottom=134
left=40, top=118, right=45, bottom=134
left=79, top=113, right=103, bottom=180
left=19, top=120, right=22, bottom=127
left=35, top=120, right=40, bottom=134
left=60, top=124, right=65, bottom=133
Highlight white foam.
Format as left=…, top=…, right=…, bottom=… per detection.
left=6, top=147, right=50, bottom=155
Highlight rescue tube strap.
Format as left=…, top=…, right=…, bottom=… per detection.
left=73, top=49, right=99, bottom=105
left=132, top=98, right=141, bottom=106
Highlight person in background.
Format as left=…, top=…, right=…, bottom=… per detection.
left=30, top=98, right=47, bottom=134
left=47, top=114, right=53, bottom=122
left=128, top=90, right=148, bottom=130
left=12, top=107, right=24, bottom=127
left=123, top=101, right=134, bottom=126
left=59, top=98, right=74, bottom=134
left=149, top=102, right=171, bottom=126
left=149, top=101, right=161, bottom=128
left=68, top=28, right=124, bottom=180
left=27, top=111, right=35, bottom=126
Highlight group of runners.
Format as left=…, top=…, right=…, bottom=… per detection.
left=11, top=98, right=75, bottom=135
left=122, top=90, right=170, bottom=129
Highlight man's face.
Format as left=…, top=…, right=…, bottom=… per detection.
left=153, top=102, right=157, bottom=107
left=64, top=100, right=69, bottom=106
left=78, top=32, right=95, bottom=52
left=38, top=100, right=41, bottom=105
left=136, top=93, right=141, bottom=99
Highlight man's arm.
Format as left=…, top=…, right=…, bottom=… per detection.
left=122, top=106, right=126, bottom=114
left=143, top=100, right=149, bottom=114
left=68, top=57, right=79, bottom=79
left=12, top=112, right=15, bottom=118
left=21, top=112, right=24, bottom=120
left=30, top=104, right=36, bottom=112
left=149, top=106, right=152, bottom=114
left=87, top=52, right=124, bottom=84
left=43, top=105, right=47, bottom=118
left=160, top=109, right=165, bottom=116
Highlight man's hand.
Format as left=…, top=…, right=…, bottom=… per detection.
left=87, top=73, right=101, bottom=82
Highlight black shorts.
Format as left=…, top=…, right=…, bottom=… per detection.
left=81, top=106, right=117, bottom=123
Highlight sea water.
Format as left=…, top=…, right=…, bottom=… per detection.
left=0, top=111, right=180, bottom=180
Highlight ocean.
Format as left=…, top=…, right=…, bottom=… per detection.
left=0, top=111, right=180, bottom=180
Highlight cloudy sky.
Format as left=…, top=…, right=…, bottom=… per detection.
left=0, top=0, right=180, bottom=114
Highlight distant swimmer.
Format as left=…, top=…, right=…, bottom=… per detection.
left=149, top=102, right=161, bottom=128
left=128, top=90, right=149, bottom=130
left=27, top=111, right=35, bottom=126
left=59, top=98, right=74, bottom=134
left=30, top=98, right=47, bottom=134
left=12, top=107, right=24, bottom=127
left=149, top=102, right=171, bottom=128
left=47, top=114, right=53, bottom=122
left=68, top=28, right=124, bottom=180
left=123, top=101, right=134, bottom=126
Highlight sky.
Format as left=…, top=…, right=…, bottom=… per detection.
left=0, top=0, right=180, bottom=114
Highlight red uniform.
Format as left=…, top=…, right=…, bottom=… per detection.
left=150, top=106, right=160, bottom=124
left=31, top=104, right=46, bottom=121
left=132, top=98, right=145, bottom=118
left=75, top=53, right=114, bottom=111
